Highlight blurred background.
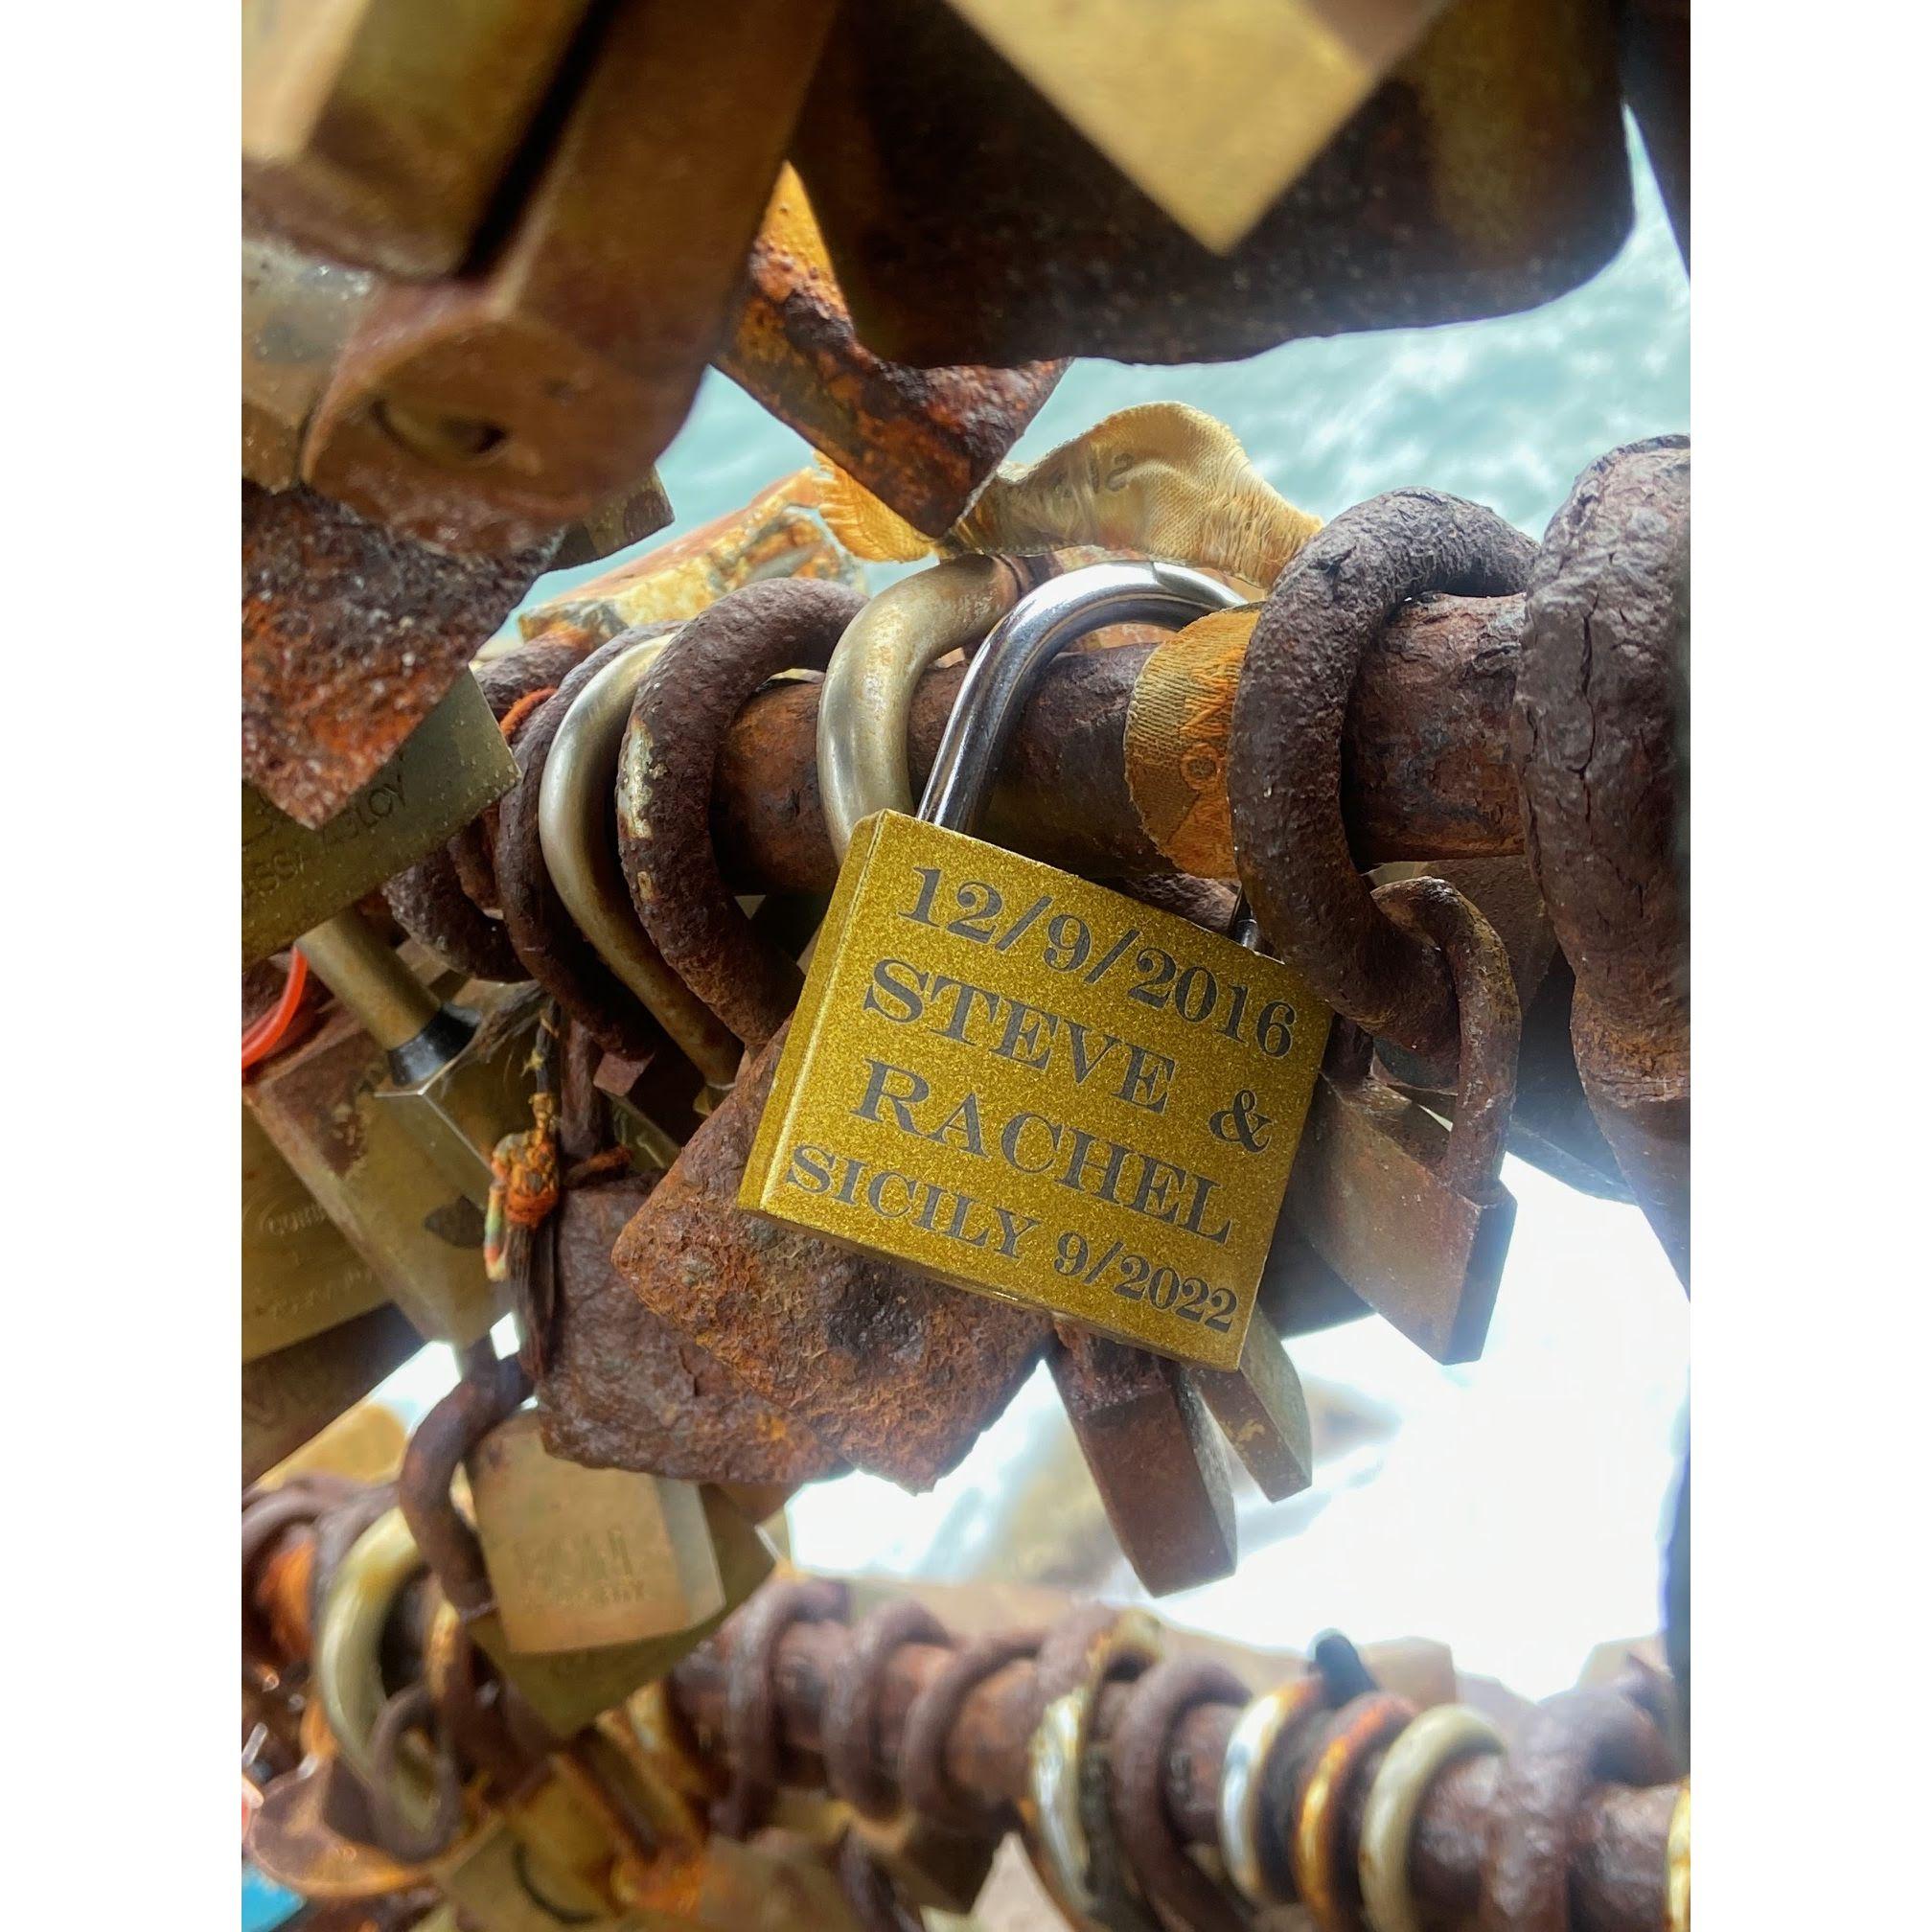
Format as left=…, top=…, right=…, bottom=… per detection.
left=375, top=122, right=1689, bottom=1705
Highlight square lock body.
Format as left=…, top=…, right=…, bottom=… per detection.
left=743, top=814, right=1330, bottom=1369
left=244, top=982, right=545, bottom=1346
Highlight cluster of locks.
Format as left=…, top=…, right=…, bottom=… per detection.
left=241, top=3, right=1689, bottom=1927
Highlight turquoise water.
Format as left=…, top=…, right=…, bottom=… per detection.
left=513, top=122, right=1685, bottom=630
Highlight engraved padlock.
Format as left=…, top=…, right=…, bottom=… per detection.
left=399, top=1355, right=775, bottom=1738
left=742, top=561, right=1333, bottom=1372
left=1282, top=875, right=1521, bottom=1363
left=813, top=557, right=1245, bottom=1588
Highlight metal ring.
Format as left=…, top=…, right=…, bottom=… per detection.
left=716, top=1576, right=850, bottom=1839
left=1024, top=1608, right=1165, bottom=1931
left=618, top=577, right=866, bottom=1054
left=921, top=560, right=1243, bottom=835
left=818, top=553, right=1049, bottom=856
left=1227, top=490, right=1536, bottom=1060
left=900, top=1627, right=1046, bottom=1830
left=1667, top=1782, right=1690, bottom=1932
left=1293, top=1693, right=1415, bottom=1932
left=1357, top=1704, right=1503, bottom=1932
left=822, top=1598, right=949, bottom=1820
left=836, top=1828, right=929, bottom=1932
left=1216, top=1675, right=1328, bottom=1906
left=366, top=1682, right=467, bottom=1862
left=312, top=1507, right=441, bottom=1838
left=1109, top=1656, right=1250, bottom=1932
left=494, top=627, right=684, bottom=1061
left=537, top=628, right=742, bottom=1087
left=1483, top=1686, right=1677, bottom=1932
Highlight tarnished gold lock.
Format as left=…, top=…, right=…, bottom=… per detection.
left=469, top=1409, right=724, bottom=1655
left=246, top=937, right=545, bottom=1346
left=402, top=1359, right=775, bottom=1737
left=743, top=563, right=1331, bottom=1371
left=242, top=1108, right=387, bottom=1362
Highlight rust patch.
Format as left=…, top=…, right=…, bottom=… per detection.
left=538, top=1178, right=843, bottom=1485
left=611, top=1025, right=1047, bottom=1491
left=242, top=481, right=555, bottom=828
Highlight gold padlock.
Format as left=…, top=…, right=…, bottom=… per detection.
left=743, top=563, right=1331, bottom=1371
left=468, top=1409, right=725, bottom=1655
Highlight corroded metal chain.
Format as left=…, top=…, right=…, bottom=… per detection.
left=243, top=1485, right=1686, bottom=1932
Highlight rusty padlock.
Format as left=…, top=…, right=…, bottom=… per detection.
left=399, top=1354, right=775, bottom=1737
left=1281, top=877, right=1521, bottom=1364
left=533, top=1174, right=841, bottom=1487
left=1229, top=489, right=1533, bottom=1364
left=610, top=578, right=1048, bottom=1490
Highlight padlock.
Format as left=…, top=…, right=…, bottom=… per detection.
left=468, top=1409, right=725, bottom=1656
left=534, top=1174, right=842, bottom=1486
left=242, top=1303, right=423, bottom=1486
left=242, top=668, right=518, bottom=964
left=242, top=1108, right=387, bottom=1363
left=1281, top=877, right=1521, bottom=1364
left=742, top=562, right=1332, bottom=1373
left=610, top=579, right=1047, bottom=1490
left=1048, top=1327, right=1237, bottom=1596
left=811, top=556, right=1257, bottom=1581
left=400, top=1357, right=776, bottom=1738
left=247, top=947, right=543, bottom=1346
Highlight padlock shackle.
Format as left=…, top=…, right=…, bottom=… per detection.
left=816, top=552, right=1054, bottom=859
left=919, top=561, right=1243, bottom=834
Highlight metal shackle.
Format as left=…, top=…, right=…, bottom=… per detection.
left=919, top=560, right=1244, bottom=834
left=535, top=627, right=743, bottom=1087
left=816, top=553, right=1055, bottom=858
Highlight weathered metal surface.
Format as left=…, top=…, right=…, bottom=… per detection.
left=711, top=591, right=1527, bottom=896
left=242, top=480, right=553, bottom=828
left=1048, top=1329, right=1238, bottom=1596
left=718, top=167, right=1064, bottom=539
left=244, top=1005, right=507, bottom=1347
left=1184, top=1308, right=1313, bottom=1504
left=241, top=0, right=592, bottom=276
left=242, top=233, right=377, bottom=491
left=518, top=471, right=862, bottom=645
left=536, top=1177, right=842, bottom=1484
left=494, top=630, right=683, bottom=1061
left=791, top=0, right=1630, bottom=368
left=301, top=0, right=842, bottom=553
left=943, top=0, right=1449, bottom=256
left=1513, top=437, right=1690, bottom=1283
left=442, top=638, right=590, bottom=925
left=618, top=579, right=865, bottom=1053
left=1229, top=490, right=1536, bottom=1062
left=662, top=1586, right=1682, bottom=1932
left=610, top=1023, right=1049, bottom=1490
left=1280, top=876, right=1520, bottom=1366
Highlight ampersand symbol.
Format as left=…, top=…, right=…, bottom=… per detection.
left=1209, top=1088, right=1274, bottom=1154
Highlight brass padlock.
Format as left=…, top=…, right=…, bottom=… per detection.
left=1282, top=877, right=1520, bottom=1364
left=469, top=1409, right=724, bottom=1655
left=743, top=563, right=1332, bottom=1371
left=242, top=1108, right=387, bottom=1363
left=401, top=1357, right=775, bottom=1737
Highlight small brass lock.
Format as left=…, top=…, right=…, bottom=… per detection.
left=468, top=1410, right=725, bottom=1655
left=742, top=563, right=1332, bottom=1371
